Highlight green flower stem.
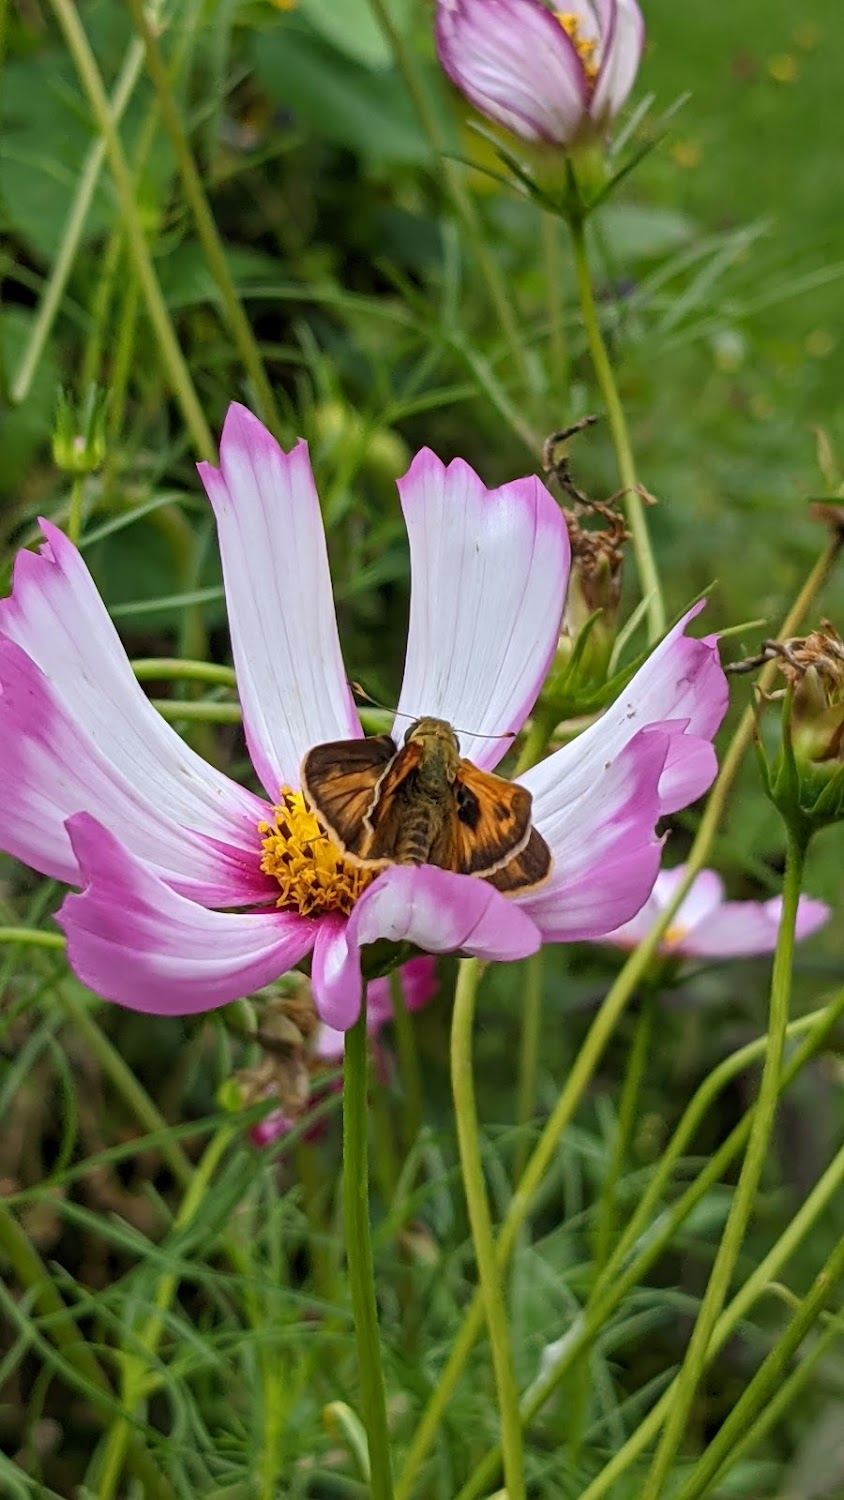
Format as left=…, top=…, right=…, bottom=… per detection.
left=396, top=539, right=840, bottom=1499
left=343, top=994, right=395, bottom=1500
left=568, top=215, right=664, bottom=641
left=453, top=988, right=844, bottom=1500
left=681, top=1306, right=844, bottom=1500
left=0, top=927, right=65, bottom=949
left=96, top=1125, right=235, bottom=1500
left=67, top=476, right=85, bottom=546
left=125, top=0, right=282, bottom=434
left=10, top=36, right=146, bottom=406
left=543, top=212, right=567, bottom=399
left=0, top=1202, right=177, bottom=1500
left=131, top=657, right=237, bottom=686
left=49, top=0, right=215, bottom=462
left=365, top=0, right=536, bottom=399
left=105, top=263, right=140, bottom=445
left=151, top=699, right=242, bottom=724
left=81, top=220, right=124, bottom=390
left=578, top=1126, right=844, bottom=1500
left=592, top=987, right=654, bottom=1275
left=451, top=958, right=526, bottom=1500
left=672, top=1246, right=844, bottom=1500
left=389, top=969, right=423, bottom=1154
left=514, top=950, right=544, bottom=1181
left=640, top=824, right=808, bottom=1500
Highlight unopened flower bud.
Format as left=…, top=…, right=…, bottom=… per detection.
left=52, top=386, right=107, bottom=475
left=747, top=623, right=844, bottom=835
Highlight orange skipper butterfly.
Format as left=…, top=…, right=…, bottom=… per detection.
left=301, top=716, right=551, bottom=895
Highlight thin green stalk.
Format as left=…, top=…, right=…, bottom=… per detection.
left=673, top=1249, right=844, bottom=1500
left=641, top=825, right=808, bottom=1500
left=514, top=951, right=544, bottom=1181
left=577, top=1129, right=844, bottom=1500
left=81, top=222, right=124, bottom=390
left=126, top=0, right=282, bottom=433
left=680, top=1307, right=844, bottom=1500
left=389, top=969, right=423, bottom=1154
left=10, top=37, right=146, bottom=405
left=0, top=928, right=65, bottom=949
left=365, top=0, right=536, bottom=398
left=453, top=989, right=844, bottom=1500
left=0, top=1203, right=176, bottom=1500
left=592, top=989, right=654, bottom=1275
left=542, top=212, right=567, bottom=401
left=106, top=264, right=140, bottom=445
left=451, top=959, right=525, bottom=1500
left=131, top=657, right=237, bottom=686
left=396, top=540, right=840, bottom=1499
left=96, top=1125, right=235, bottom=1500
left=343, top=994, right=395, bottom=1500
left=569, top=215, right=664, bottom=641
left=49, top=0, right=215, bottom=461
left=67, top=475, right=85, bottom=546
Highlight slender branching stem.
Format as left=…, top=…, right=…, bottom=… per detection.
left=451, top=958, right=526, bottom=1500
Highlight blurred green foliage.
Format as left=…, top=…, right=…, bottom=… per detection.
left=1, top=1, right=844, bottom=1496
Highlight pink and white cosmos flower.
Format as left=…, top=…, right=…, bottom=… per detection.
left=601, top=864, right=830, bottom=959
left=435, top=0, right=645, bottom=147
left=0, top=403, right=727, bottom=1031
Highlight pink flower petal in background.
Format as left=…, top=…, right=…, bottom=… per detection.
left=436, top=0, right=588, bottom=144
left=394, top=449, right=570, bottom=769
left=601, top=864, right=830, bottom=959
left=435, top=0, right=645, bottom=146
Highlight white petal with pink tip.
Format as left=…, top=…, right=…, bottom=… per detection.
left=394, top=450, right=569, bottom=770
left=198, top=404, right=361, bottom=798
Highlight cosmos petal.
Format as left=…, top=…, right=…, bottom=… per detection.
left=311, top=867, right=541, bottom=1028
left=520, top=726, right=670, bottom=940
left=57, top=815, right=315, bottom=1015
left=394, top=449, right=569, bottom=770
left=680, top=895, right=830, bottom=958
left=0, top=639, right=273, bottom=904
left=198, top=404, right=361, bottom=798
left=590, top=0, right=645, bottom=123
left=436, top=0, right=590, bottom=144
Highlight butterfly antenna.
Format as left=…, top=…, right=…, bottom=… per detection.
left=350, top=684, right=516, bottom=740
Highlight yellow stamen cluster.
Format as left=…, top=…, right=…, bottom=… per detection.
left=555, top=10, right=600, bottom=84
left=259, top=790, right=374, bottom=918
left=663, top=924, right=689, bottom=950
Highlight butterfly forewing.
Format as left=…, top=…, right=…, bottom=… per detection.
left=444, top=761, right=533, bottom=876
left=301, top=734, right=397, bottom=859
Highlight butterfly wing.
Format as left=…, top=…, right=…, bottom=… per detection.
left=361, top=740, right=425, bottom=860
left=425, top=761, right=532, bottom=877
left=301, top=735, right=397, bottom=860
left=484, top=827, right=553, bottom=895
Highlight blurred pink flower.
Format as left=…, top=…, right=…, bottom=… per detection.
left=435, top=0, right=645, bottom=146
left=0, top=404, right=727, bottom=1032
left=251, top=956, right=437, bottom=1148
left=601, top=865, right=830, bottom=959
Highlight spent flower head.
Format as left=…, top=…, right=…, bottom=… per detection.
left=0, top=404, right=728, bottom=1031
left=737, top=622, right=844, bottom=836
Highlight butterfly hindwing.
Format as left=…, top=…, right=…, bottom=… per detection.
left=300, top=734, right=397, bottom=859
left=485, top=827, right=553, bottom=894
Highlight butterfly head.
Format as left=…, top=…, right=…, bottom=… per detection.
left=403, top=716, right=461, bottom=788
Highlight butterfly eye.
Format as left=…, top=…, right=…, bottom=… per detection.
left=403, top=725, right=415, bottom=745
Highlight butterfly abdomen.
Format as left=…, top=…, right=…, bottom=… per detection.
left=394, top=798, right=441, bottom=866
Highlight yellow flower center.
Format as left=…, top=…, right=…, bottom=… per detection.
left=663, top=924, right=689, bottom=950
left=555, top=10, right=600, bottom=85
left=258, top=790, right=374, bottom=919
